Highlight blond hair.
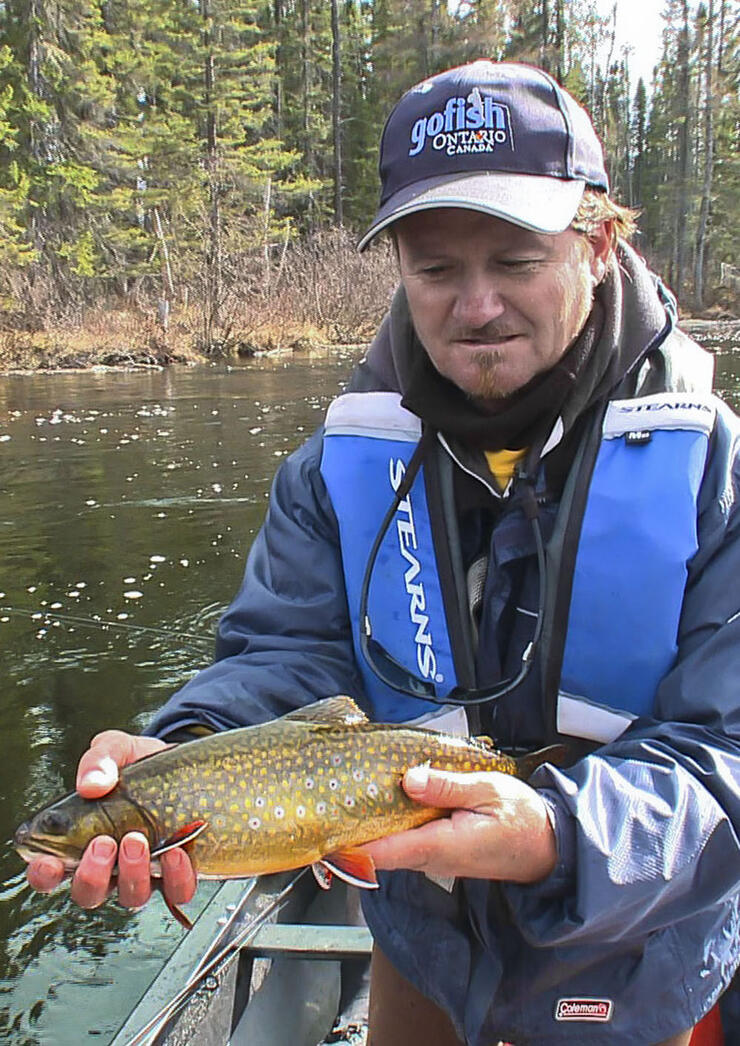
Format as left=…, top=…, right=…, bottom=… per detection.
left=571, top=188, right=639, bottom=248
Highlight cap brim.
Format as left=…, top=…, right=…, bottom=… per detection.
left=358, top=171, right=586, bottom=251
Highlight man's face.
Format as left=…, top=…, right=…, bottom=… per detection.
left=395, top=208, right=611, bottom=407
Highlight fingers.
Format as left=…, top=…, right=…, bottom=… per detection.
left=70, top=835, right=118, bottom=909
left=364, top=769, right=559, bottom=882
left=76, top=732, right=167, bottom=797
left=117, top=833, right=153, bottom=909
left=160, top=848, right=198, bottom=907
left=403, top=765, right=506, bottom=809
left=27, top=827, right=197, bottom=915
left=27, top=854, right=66, bottom=893
left=363, top=817, right=458, bottom=872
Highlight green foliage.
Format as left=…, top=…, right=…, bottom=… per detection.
left=56, top=229, right=98, bottom=275
left=0, top=0, right=735, bottom=315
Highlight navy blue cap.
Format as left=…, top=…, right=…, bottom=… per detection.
left=358, top=60, right=609, bottom=251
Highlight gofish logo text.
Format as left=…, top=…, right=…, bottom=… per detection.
left=389, top=458, right=438, bottom=680
left=409, top=92, right=513, bottom=157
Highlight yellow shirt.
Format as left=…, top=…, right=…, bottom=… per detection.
left=484, top=447, right=528, bottom=493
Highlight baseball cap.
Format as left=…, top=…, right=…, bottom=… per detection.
left=358, top=60, right=609, bottom=251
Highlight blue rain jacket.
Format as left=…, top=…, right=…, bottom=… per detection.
left=148, top=246, right=740, bottom=1045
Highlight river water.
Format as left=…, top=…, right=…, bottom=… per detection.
left=0, top=332, right=738, bottom=1045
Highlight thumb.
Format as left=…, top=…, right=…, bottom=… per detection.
left=403, top=765, right=495, bottom=809
left=77, top=749, right=120, bottom=796
left=76, top=731, right=163, bottom=796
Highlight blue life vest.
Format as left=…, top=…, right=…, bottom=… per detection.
left=320, top=392, right=458, bottom=725
left=558, top=393, right=713, bottom=742
left=320, top=390, right=714, bottom=742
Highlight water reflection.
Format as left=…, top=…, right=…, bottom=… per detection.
left=0, top=331, right=737, bottom=1044
left=0, top=351, right=356, bottom=1045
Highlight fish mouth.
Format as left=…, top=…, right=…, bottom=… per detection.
left=14, top=836, right=82, bottom=868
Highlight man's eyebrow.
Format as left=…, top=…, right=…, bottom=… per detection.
left=403, top=235, right=554, bottom=259
left=400, top=240, right=450, bottom=260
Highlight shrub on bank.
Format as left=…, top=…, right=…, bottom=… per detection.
left=0, top=229, right=397, bottom=371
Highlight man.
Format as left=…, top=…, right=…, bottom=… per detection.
left=27, top=62, right=740, bottom=1045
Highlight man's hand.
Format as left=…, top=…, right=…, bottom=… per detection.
left=363, top=766, right=558, bottom=883
left=26, top=731, right=198, bottom=911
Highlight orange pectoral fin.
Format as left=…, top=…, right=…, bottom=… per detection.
left=311, top=862, right=334, bottom=890
left=320, top=848, right=379, bottom=890
left=151, top=819, right=208, bottom=858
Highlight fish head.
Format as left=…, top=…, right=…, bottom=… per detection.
left=14, top=792, right=116, bottom=871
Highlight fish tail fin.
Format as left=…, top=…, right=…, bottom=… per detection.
left=515, top=744, right=570, bottom=778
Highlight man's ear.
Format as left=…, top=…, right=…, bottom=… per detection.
left=388, top=228, right=400, bottom=267
left=589, top=219, right=614, bottom=285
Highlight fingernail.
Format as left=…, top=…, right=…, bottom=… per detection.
left=405, top=764, right=430, bottom=792
left=36, top=855, right=62, bottom=877
left=163, top=848, right=185, bottom=870
left=121, top=834, right=147, bottom=861
left=89, top=837, right=117, bottom=862
left=81, top=756, right=118, bottom=789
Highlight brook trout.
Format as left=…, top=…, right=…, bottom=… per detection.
left=15, top=696, right=564, bottom=904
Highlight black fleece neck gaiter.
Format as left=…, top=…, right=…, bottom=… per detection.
left=400, top=300, right=605, bottom=451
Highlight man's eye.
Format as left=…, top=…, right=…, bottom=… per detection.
left=501, top=259, right=540, bottom=270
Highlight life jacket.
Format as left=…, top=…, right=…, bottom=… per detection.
left=319, top=390, right=714, bottom=743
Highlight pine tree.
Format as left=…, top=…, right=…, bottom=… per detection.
left=693, top=0, right=716, bottom=309
left=708, top=0, right=739, bottom=297
left=0, top=43, right=35, bottom=268
left=631, top=77, right=648, bottom=211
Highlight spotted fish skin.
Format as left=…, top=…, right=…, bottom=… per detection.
left=14, top=696, right=563, bottom=881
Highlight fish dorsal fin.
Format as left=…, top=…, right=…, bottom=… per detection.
left=515, top=743, right=571, bottom=778
left=281, top=696, right=368, bottom=727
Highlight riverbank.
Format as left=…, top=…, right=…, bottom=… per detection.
left=679, top=317, right=740, bottom=347
left=1, top=226, right=737, bottom=376
left=0, top=228, right=397, bottom=375
left=0, top=303, right=377, bottom=373
left=1, top=315, right=737, bottom=377
left=0, top=319, right=362, bottom=375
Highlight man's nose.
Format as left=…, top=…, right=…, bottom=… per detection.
left=451, top=275, right=506, bottom=327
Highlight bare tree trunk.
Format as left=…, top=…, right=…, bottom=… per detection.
left=202, top=0, right=221, bottom=353
left=331, top=0, right=343, bottom=226
left=28, top=0, right=42, bottom=101
left=302, top=0, right=312, bottom=169
left=153, top=207, right=175, bottom=332
left=694, top=0, right=715, bottom=310
left=301, top=0, right=314, bottom=227
left=273, top=0, right=284, bottom=137
left=601, top=3, right=617, bottom=125
left=555, top=0, right=565, bottom=81
left=632, top=79, right=647, bottom=208
left=27, top=0, right=48, bottom=252
left=429, top=0, right=441, bottom=73
left=262, top=176, right=272, bottom=293
left=673, top=0, right=691, bottom=300
left=717, top=0, right=726, bottom=73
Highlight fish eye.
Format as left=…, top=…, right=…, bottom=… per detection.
left=38, top=810, right=72, bottom=835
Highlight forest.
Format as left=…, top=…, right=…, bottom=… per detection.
left=0, top=0, right=737, bottom=367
